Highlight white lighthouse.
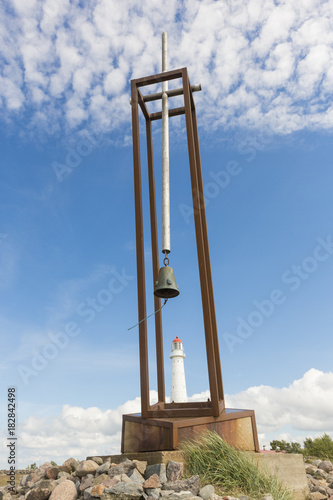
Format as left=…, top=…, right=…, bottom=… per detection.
left=170, top=336, right=187, bottom=403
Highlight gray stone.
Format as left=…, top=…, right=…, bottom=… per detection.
left=25, top=479, right=57, bottom=500
left=0, top=492, right=12, bottom=500
left=133, top=460, right=147, bottom=476
left=145, top=488, right=161, bottom=499
left=310, top=493, right=327, bottom=500
left=96, top=462, right=111, bottom=475
left=120, top=474, right=132, bottom=483
left=39, top=462, right=53, bottom=474
left=306, top=466, right=316, bottom=475
left=128, top=468, right=145, bottom=484
left=260, top=496, right=274, bottom=500
left=146, top=464, right=167, bottom=484
left=167, top=461, right=184, bottom=482
left=199, top=485, right=215, bottom=500
left=162, top=476, right=201, bottom=496
left=49, top=480, right=78, bottom=500
left=310, top=484, right=319, bottom=493
left=58, top=471, right=71, bottom=480
left=63, top=458, right=79, bottom=472
left=315, top=469, right=328, bottom=479
left=59, top=463, right=73, bottom=474
left=319, top=461, right=333, bottom=472
left=83, top=487, right=94, bottom=500
left=27, top=471, right=45, bottom=485
left=91, top=457, right=103, bottom=466
left=101, top=476, right=121, bottom=489
left=143, top=474, right=162, bottom=489
left=19, top=474, right=31, bottom=487
left=55, top=476, right=67, bottom=484
left=108, top=460, right=135, bottom=478
left=239, top=496, right=251, bottom=500
left=92, top=474, right=109, bottom=486
left=102, top=480, right=144, bottom=499
left=160, top=492, right=200, bottom=500
left=76, top=461, right=100, bottom=478
left=45, top=466, right=60, bottom=480
left=80, top=475, right=94, bottom=492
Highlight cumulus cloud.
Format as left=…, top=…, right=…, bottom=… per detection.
left=13, top=391, right=159, bottom=467
left=0, top=0, right=333, bottom=136
left=226, top=368, right=333, bottom=434
left=5, top=368, right=332, bottom=467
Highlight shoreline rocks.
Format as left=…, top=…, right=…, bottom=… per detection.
left=0, top=456, right=275, bottom=500
left=306, top=458, right=333, bottom=499
left=4, top=455, right=333, bottom=499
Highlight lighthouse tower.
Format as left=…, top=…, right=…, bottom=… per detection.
left=170, top=336, right=187, bottom=403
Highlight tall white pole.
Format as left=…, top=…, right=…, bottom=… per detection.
left=162, top=32, right=170, bottom=255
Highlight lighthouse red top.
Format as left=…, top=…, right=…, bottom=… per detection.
left=173, top=336, right=182, bottom=343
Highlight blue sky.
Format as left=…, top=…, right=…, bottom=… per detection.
left=1, top=0, right=333, bottom=467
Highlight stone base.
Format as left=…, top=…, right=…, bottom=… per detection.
left=121, top=408, right=259, bottom=453
left=87, top=450, right=184, bottom=465
left=86, top=450, right=310, bottom=499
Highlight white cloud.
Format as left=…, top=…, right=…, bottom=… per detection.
left=226, top=368, right=333, bottom=434
left=7, top=391, right=158, bottom=467
left=6, top=369, right=333, bottom=468
left=0, top=0, right=333, bottom=135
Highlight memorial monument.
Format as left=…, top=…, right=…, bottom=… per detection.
left=121, top=33, right=259, bottom=454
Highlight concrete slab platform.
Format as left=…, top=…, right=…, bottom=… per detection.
left=250, top=452, right=310, bottom=500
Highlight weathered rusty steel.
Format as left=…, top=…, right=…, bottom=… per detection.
left=122, top=410, right=260, bottom=453
left=141, top=84, right=201, bottom=103
left=130, top=68, right=224, bottom=420
left=146, top=117, right=165, bottom=403
left=182, top=68, right=220, bottom=416
left=126, top=65, right=260, bottom=455
left=131, top=80, right=149, bottom=419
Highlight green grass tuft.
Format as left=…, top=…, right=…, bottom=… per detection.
left=180, top=431, right=293, bottom=500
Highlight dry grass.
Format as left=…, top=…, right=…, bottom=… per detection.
left=180, top=431, right=293, bottom=500
left=0, top=472, right=25, bottom=488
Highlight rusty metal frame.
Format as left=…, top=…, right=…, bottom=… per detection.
left=131, top=67, right=224, bottom=420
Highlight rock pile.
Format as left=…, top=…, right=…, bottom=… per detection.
left=0, top=457, right=274, bottom=500
left=306, top=458, right=333, bottom=499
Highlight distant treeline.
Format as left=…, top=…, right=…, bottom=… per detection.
left=270, top=433, right=333, bottom=460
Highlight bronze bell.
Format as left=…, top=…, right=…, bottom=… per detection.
left=154, top=265, right=180, bottom=298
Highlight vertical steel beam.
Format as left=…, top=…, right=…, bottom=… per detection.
left=146, top=117, right=165, bottom=404
left=191, top=106, right=224, bottom=404
left=131, top=81, right=149, bottom=418
left=182, top=68, right=220, bottom=416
